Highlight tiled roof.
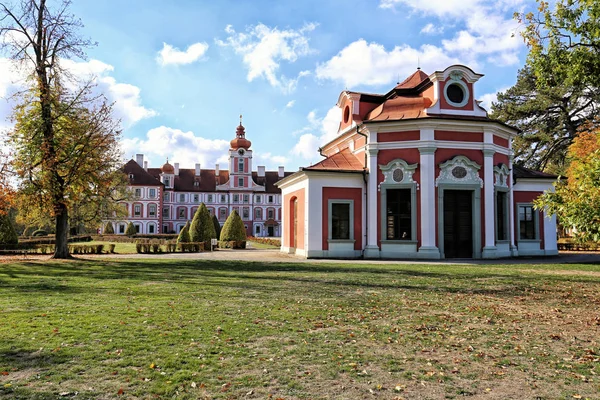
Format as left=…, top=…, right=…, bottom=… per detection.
left=365, top=96, right=432, bottom=121
left=123, top=160, right=163, bottom=186
left=393, top=69, right=430, bottom=91
left=304, top=148, right=364, bottom=172
left=513, top=165, right=558, bottom=180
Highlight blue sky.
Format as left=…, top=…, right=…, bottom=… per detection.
left=1, top=0, right=536, bottom=171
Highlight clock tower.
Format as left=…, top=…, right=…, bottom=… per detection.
left=228, top=116, right=252, bottom=189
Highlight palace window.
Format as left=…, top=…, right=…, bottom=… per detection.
left=193, top=194, right=199, bottom=203
left=148, top=204, right=156, bottom=217
left=207, top=194, right=213, bottom=203
left=119, top=224, right=125, bottom=234
left=134, top=204, right=141, bottom=217
left=267, top=209, right=274, bottom=219
left=238, top=177, right=244, bottom=187
left=220, top=194, right=226, bottom=203
left=255, top=195, right=262, bottom=203
left=148, top=224, right=155, bottom=234
left=164, top=177, right=171, bottom=187
left=149, top=188, right=156, bottom=198
left=134, top=224, right=140, bottom=233
left=496, top=191, right=509, bottom=241
left=179, top=194, right=185, bottom=203
left=163, top=207, right=170, bottom=219
left=164, top=192, right=169, bottom=202
left=178, top=208, right=186, bottom=219
left=329, top=201, right=353, bottom=240
left=238, top=158, right=244, bottom=172
left=268, top=195, right=274, bottom=203
left=219, top=208, right=227, bottom=220
left=386, top=189, right=412, bottom=240
left=233, top=194, right=239, bottom=203
left=243, top=194, right=249, bottom=203
left=242, top=207, right=249, bottom=220
left=255, top=208, right=262, bottom=220
left=518, top=204, right=538, bottom=240
left=134, top=188, right=141, bottom=198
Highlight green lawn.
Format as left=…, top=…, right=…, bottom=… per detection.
left=0, top=259, right=599, bottom=399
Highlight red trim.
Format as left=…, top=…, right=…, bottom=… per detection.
left=378, top=130, right=420, bottom=142
left=434, top=130, right=483, bottom=142
left=322, top=187, right=362, bottom=251
left=493, top=135, right=509, bottom=148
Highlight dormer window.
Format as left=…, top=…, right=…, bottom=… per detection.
left=444, top=71, right=469, bottom=108
left=129, top=173, right=134, bottom=180
left=163, top=177, right=171, bottom=187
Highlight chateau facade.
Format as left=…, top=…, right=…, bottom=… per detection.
left=107, top=122, right=290, bottom=237
left=277, top=65, right=559, bottom=259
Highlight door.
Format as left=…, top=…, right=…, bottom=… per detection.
left=293, top=199, right=298, bottom=248
left=443, top=190, right=473, bottom=258
left=268, top=226, right=274, bottom=237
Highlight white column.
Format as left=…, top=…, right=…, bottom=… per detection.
left=364, top=146, right=380, bottom=258
left=543, top=211, right=558, bottom=255
left=508, top=154, right=518, bottom=256
left=482, top=149, right=497, bottom=258
left=418, top=146, right=440, bottom=258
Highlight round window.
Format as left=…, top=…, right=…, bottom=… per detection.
left=446, top=84, right=464, bottom=104
left=343, top=105, right=350, bottom=124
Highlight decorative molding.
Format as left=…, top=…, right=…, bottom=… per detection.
left=493, top=163, right=510, bottom=188
left=436, top=155, right=483, bottom=188
left=379, top=159, right=418, bottom=186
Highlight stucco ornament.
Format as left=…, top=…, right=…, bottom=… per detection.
left=493, top=163, right=510, bottom=188
left=449, top=70, right=464, bottom=81
left=436, top=155, right=483, bottom=187
left=378, top=159, right=418, bottom=191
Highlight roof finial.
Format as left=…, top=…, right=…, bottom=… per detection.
left=397, top=73, right=400, bottom=85
left=239, top=114, right=243, bottom=126
left=417, top=56, right=421, bottom=70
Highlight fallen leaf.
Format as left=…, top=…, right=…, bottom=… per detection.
left=117, top=388, right=124, bottom=395
left=149, top=363, right=155, bottom=369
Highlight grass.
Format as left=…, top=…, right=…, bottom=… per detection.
left=247, top=240, right=279, bottom=250
left=0, top=258, right=599, bottom=399
left=85, top=241, right=138, bottom=254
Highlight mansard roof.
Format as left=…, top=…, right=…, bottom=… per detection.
left=512, top=165, right=559, bottom=180
left=123, top=159, right=163, bottom=186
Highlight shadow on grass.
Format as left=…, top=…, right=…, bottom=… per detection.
left=1, top=258, right=598, bottom=299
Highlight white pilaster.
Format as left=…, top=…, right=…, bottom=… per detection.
left=418, top=145, right=440, bottom=258
left=508, top=154, right=518, bottom=256
left=364, top=145, right=380, bottom=258
left=543, top=210, right=558, bottom=255
left=482, top=148, right=497, bottom=258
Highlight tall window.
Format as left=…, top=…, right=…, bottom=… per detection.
left=164, top=192, right=169, bottom=202
left=149, top=188, right=156, bottom=198
left=238, top=177, right=244, bottom=187
left=134, top=204, right=141, bottom=217
left=233, top=194, right=239, bottom=203
left=386, top=189, right=411, bottom=240
left=243, top=194, right=249, bottom=203
left=496, top=191, right=508, bottom=241
left=134, top=188, right=141, bottom=198
left=163, top=207, right=170, bottom=218
left=255, top=195, right=262, bottom=203
left=331, top=203, right=350, bottom=240
left=119, top=224, right=125, bottom=234
left=219, top=208, right=227, bottom=220
left=243, top=207, right=249, bottom=220
left=178, top=208, right=186, bottom=219
left=268, top=195, right=274, bottom=203
left=164, top=177, right=171, bottom=187
left=207, top=194, right=213, bottom=203
left=148, top=204, right=156, bottom=217
left=518, top=204, right=537, bottom=240
left=267, top=209, right=274, bottom=219
left=255, top=208, right=262, bottom=220
left=193, top=194, right=200, bottom=203
left=238, top=158, right=244, bottom=172
left=179, top=194, right=185, bottom=203
left=148, top=224, right=155, bottom=234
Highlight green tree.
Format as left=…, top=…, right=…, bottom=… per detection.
left=212, top=214, right=221, bottom=239
left=1, top=0, right=124, bottom=258
left=177, top=221, right=191, bottom=243
left=104, top=222, right=114, bottom=234
left=535, top=125, right=600, bottom=241
left=125, top=222, right=136, bottom=237
left=0, top=212, right=18, bottom=245
left=492, top=66, right=598, bottom=173
left=190, top=203, right=216, bottom=242
left=220, top=210, right=246, bottom=242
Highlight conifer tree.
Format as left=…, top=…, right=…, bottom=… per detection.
left=177, top=221, right=191, bottom=243
left=220, top=210, right=246, bottom=242
left=125, top=222, right=136, bottom=236
left=212, top=214, right=221, bottom=239
left=104, top=222, right=114, bottom=234
left=0, top=213, right=18, bottom=245
left=190, top=203, right=216, bottom=242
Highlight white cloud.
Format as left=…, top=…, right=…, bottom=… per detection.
left=156, top=42, right=209, bottom=66
left=285, top=100, right=295, bottom=108
left=380, top=0, right=524, bottom=67
left=292, top=106, right=340, bottom=160
left=216, top=23, right=316, bottom=93
left=122, top=126, right=288, bottom=171
left=478, top=87, right=510, bottom=113
left=61, top=59, right=157, bottom=127
left=420, top=23, right=443, bottom=35
left=316, top=39, right=461, bottom=88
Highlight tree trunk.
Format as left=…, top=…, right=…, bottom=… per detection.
left=53, top=202, right=71, bottom=259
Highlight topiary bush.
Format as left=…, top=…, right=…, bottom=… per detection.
left=212, top=214, right=221, bottom=239
left=190, top=203, right=216, bottom=244
left=177, top=221, right=191, bottom=243
left=0, top=213, right=18, bottom=245
left=104, top=221, right=114, bottom=234
left=219, top=210, right=246, bottom=248
left=125, top=222, right=136, bottom=236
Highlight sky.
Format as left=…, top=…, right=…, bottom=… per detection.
left=0, top=0, right=538, bottom=172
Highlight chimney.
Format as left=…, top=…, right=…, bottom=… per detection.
left=195, top=163, right=201, bottom=176
left=215, top=164, right=220, bottom=176
left=174, top=163, right=179, bottom=176
left=143, top=161, right=148, bottom=171
left=135, top=154, right=144, bottom=167
left=278, top=166, right=284, bottom=178
left=258, top=166, right=265, bottom=177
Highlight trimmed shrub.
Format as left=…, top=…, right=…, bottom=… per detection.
left=125, top=222, right=136, bottom=237
left=32, top=229, right=48, bottom=237
left=0, top=213, right=18, bottom=245
left=212, top=215, right=221, bottom=239
left=220, top=210, right=246, bottom=248
left=104, top=222, right=114, bottom=234
left=190, top=203, right=217, bottom=244
left=177, top=221, right=191, bottom=243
